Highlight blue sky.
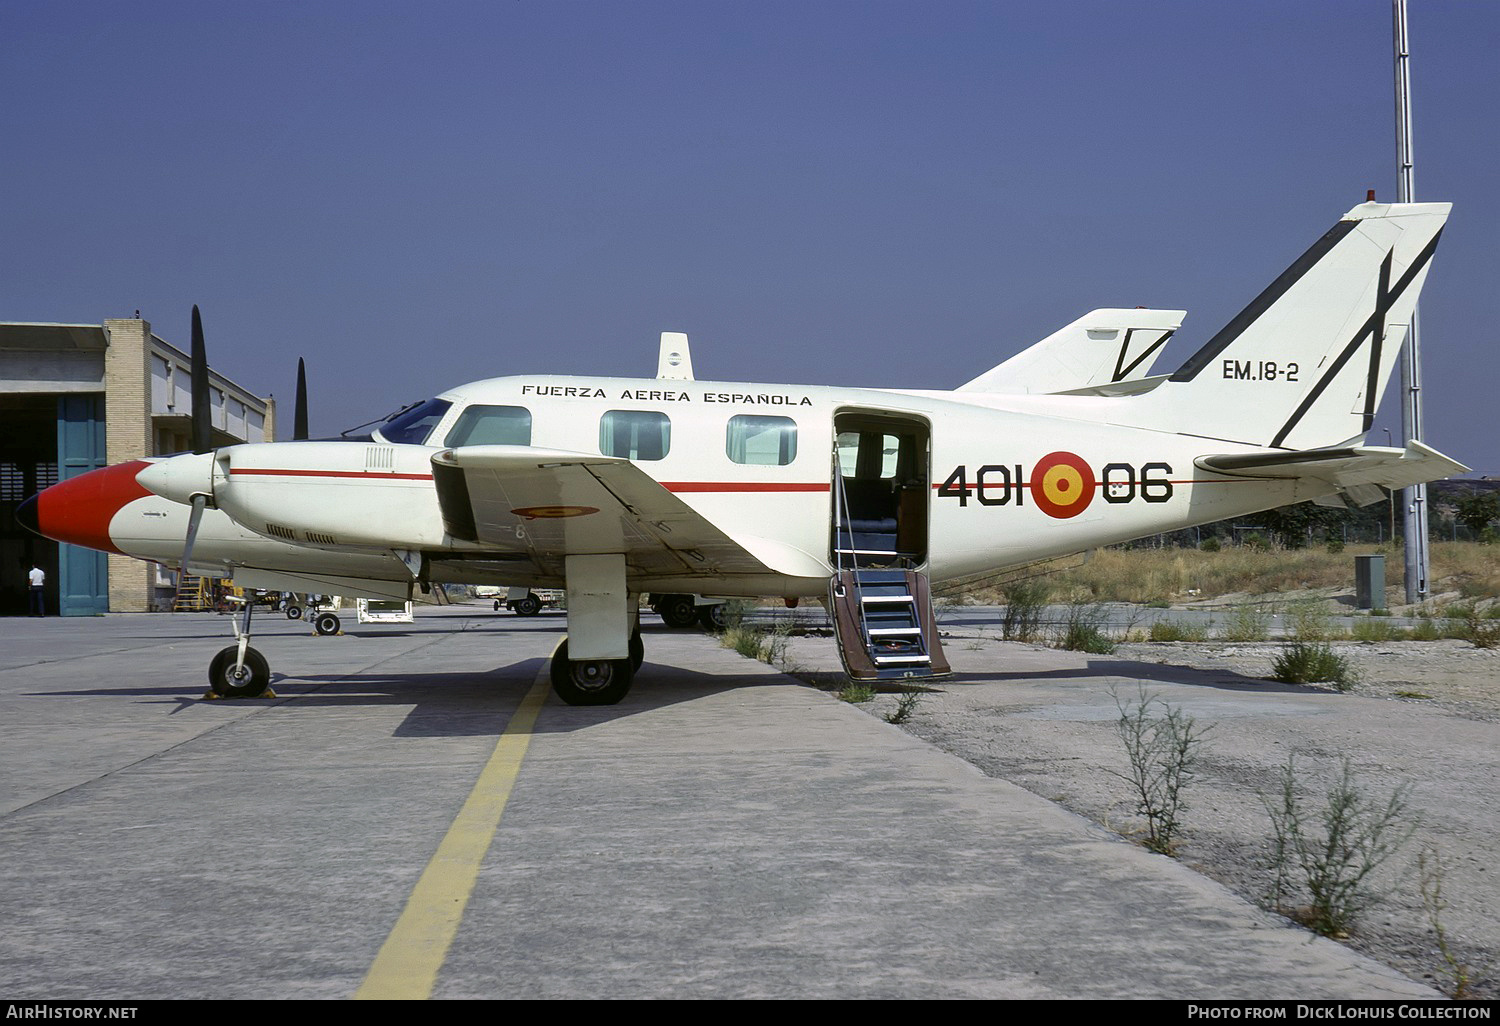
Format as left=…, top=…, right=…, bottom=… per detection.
left=4, top=1, right=1497, bottom=473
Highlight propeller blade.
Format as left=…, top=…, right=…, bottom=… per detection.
left=180, top=493, right=208, bottom=573
left=294, top=357, right=309, bottom=440
left=191, top=306, right=212, bottom=455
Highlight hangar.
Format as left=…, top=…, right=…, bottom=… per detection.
left=1, top=316, right=274, bottom=615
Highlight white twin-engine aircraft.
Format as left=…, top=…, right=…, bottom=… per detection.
left=20, top=200, right=1467, bottom=705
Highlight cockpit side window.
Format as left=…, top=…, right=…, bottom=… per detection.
left=374, top=398, right=452, bottom=445
left=444, top=405, right=533, bottom=447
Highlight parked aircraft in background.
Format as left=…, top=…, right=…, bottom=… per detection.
left=20, top=200, right=1465, bottom=706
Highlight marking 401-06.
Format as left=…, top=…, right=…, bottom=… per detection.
left=938, top=451, right=1174, bottom=520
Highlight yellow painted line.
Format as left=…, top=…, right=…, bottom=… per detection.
left=355, top=667, right=551, bottom=1000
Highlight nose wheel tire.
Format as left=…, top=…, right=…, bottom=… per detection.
left=208, top=645, right=271, bottom=698
left=550, top=640, right=634, bottom=706
left=285, top=605, right=302, bottom=620
left=313, top=612, right=341, bottom=636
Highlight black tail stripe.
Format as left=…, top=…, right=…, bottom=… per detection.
left=1361, top=251, right=1394, bottom=430
left=1170, top=219, right=1360, bottom=382
left=1115, top=329, right=1174, bottom=381
left=1269, top=226, right=1443, bottom=448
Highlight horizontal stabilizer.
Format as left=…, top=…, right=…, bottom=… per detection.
left=958, top=309, right=1184, bottom=394
left=1196, top=440, right=1469, bottom=501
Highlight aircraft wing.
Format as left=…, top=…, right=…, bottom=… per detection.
left=1196, top=441, right=1469, bottom=506
left=429, top=446, right=828, bottom=580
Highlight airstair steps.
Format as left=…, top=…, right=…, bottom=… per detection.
left=828, top=568, right=951, bottom=682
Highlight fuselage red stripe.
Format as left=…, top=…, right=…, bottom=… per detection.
left=227, top=469, right=828, bottom=491
left=229, top=468, right=434, bottom=480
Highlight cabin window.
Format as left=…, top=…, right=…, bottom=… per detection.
left=376, top=398, right=452, bottom=445
left=726, top=415, right=798, bottom=466
left=599, top=410, right=671, bottom=461
left=444, top=405, right=533, bottom=447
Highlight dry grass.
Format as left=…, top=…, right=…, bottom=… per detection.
left=961, top=542, right=1500, bottom=607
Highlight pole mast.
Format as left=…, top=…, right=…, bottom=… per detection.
left=1394, top=0, right=1429, bottom=604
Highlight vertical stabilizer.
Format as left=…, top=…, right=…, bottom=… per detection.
left=1147, top=202, right=1449, bottom=449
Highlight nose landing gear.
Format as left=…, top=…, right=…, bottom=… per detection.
left=206, top=597, right=274, bottom=699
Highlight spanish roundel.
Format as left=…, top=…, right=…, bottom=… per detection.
left=1031, top=451, right=1096, bottom=519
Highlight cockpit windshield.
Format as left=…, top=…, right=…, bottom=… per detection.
left=373, top=398, right=452, bottom=445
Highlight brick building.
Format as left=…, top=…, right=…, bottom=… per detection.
left=1, top=316, right=275, bottom=614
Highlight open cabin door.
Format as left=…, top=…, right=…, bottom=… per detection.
left=828, top=411, right=949, bottom=681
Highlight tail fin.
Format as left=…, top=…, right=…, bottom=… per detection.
left=958, top=308, right=1185, bottom=394
left=1150, top=201, right=1449, bottom=449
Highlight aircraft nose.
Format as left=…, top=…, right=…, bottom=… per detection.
left=26, top=460, right=153, bottom=554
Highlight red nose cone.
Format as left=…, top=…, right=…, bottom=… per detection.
left=33, top=460, right=152, bottom=554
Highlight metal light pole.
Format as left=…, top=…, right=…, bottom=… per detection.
left=1394, top=0, right=1430, bottom=604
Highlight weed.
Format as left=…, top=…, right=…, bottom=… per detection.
left=1409, top=618, right=1444, bottom=641
left=885, top=689, right=922, bottom=724
left=1287, top=599, right=1337, bottom=641
left=1145, top=599, right=1171, bottom=609
left=1219, top=603, right=1272, bottom=642
left=1149, top=619, right=1209, bottom=642
left=720, top=621, right=793, bottom=670
left=1394, top=690, right=1431, bottom=700
left=1459, top=609, right=1500, bottom=649
left=1057, top=599, right=1116, bottom=654
left=1001, top=579, right=1049, bottom=642
left=1263, top=755, right=1416, bottom=937
left=1112, top=686, right=1211, bottom=855
left=1351, top=618, right=1403, bottom=642
left=1272, top=641, right=1359, bottom=691
left=839, top=682, right=875, bottom=704
left=1418, top=847, right=1477, bottom=1000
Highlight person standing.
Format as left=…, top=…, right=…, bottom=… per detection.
left=28, top=564, right=45, bottom=616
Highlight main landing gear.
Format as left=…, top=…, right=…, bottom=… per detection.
left=282, top=594, right=341, bottom=635
left=207, top=597, right=273, bottom=699
left=548, top=630, right=643, bottom=706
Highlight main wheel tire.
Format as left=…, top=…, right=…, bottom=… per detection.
left=657, top=594, right=698, bottom=629
left=698, top=603, right=730, bottom=630
left=285, top=605, right=302, bottom=620
left=512, top=594, right=543, bottom=616
left=314, top=612, right=341, bottom=636
left=549, top=639, right=634, bottom=706
left=629, top=630, right=644, bottom=672
left=208, top=645, right=271, bottom=698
